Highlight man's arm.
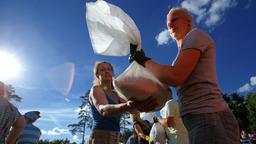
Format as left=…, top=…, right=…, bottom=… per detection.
left=6, top=116, right=25, bottom=144
left=145, top=48, right=201, bottom=87
left=158, top=116, right=175, bottom=128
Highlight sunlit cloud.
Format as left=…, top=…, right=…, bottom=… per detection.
left=65, top=98, right=71, bottom=102
left=181, top=0, right=238, bottom=28
left=155, top=29, right=173, bottom=46
left=41, top=127, right=70, bottom=136
left=157, top=0, right=239, bottom=45
left=237, top=76, right=256, bottom=93
left=73, top=135, right=78, bottom=140
left=238, top=83, right=253, bottom=93
left=250, top=76, right=256, bottom=86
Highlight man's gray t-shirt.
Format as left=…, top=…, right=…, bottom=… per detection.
left=173, top=28, right=228, bottom=116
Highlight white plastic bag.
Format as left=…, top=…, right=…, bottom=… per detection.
left=86, top=0, right=141, bottom=56
left=113, top=62, right=168, bottom=111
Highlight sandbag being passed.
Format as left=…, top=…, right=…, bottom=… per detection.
left=86, top=0, right=141, bottom=56
left=113, top=62, right=168, bottom=111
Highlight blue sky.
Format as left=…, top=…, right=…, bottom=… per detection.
left=0, top=0, right=255, bottom=143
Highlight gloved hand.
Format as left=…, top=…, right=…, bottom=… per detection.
left=129, top=43, right=151, bottom=67
left=145, top=135, right=153, bottom=144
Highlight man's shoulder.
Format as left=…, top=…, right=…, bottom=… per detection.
left=186, top=28, right=210, bottom=40
left=25, top=123, right=41, bottom=131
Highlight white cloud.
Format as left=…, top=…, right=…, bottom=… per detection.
left=73, top=135, right=78, bottom=140
left=238, top=83, right=253, bottom=93
left=65, top=98, right=70, bottom=102
left=250, top=76, right=256, bottom=86
left=181, top=0, right=238, bottom=28
left=155, top=29, right=172, bottom=45
left=237, top=76, right=256, bottom=93
left=42, top=127, right=70, bottom=136
left=181, top=0, right=210, bottom=23
left=158, top=0, right=239, bottom=45
left=75, top=107, right=81, bottom=113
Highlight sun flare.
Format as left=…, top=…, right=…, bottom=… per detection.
left=0, top=51, right=21, bottom=80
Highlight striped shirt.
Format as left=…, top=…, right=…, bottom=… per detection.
left=0, top=97, right=21, bottom=144
left=16, top=123, right=41, bottom=144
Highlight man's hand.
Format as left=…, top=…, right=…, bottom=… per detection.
left=129, top=43, right=151, bottom=67
left=145, top=135, right=153, bottom=143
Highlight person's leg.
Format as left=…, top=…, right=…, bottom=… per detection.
left=220, top=109, right=240, bottom=144
left=182, top=112, right=227, bottom=144
left=89, top=130, right=119, bottom=144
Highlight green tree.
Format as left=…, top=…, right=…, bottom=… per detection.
left=120, top=112, right=133, bottom=143
left=120, top=112, right=132, bottom=130
left=222, top=93, right=250, bottom=130
left=38, top=138, right=76, bottom=144
left=120, top=129, right=133, bottom=143
left=68, top=90, right=93, bottom=143
left=246, top=93, right=256, bottom=130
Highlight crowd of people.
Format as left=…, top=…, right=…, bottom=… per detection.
left=1, top=6, right=243, bottom=144
left=240, top=130, right=256, bottom=144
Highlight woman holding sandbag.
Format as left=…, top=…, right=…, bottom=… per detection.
left=89, top=61, right=156, bottom=144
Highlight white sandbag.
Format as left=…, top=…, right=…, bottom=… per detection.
left=113, top=62, right=168, bottom=111
left=86, top=0, right=141, bottom=56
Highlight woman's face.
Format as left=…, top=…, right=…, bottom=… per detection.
left=167, top=11, right=190, bottom=40
left=96, top=63, right=113, bottom=83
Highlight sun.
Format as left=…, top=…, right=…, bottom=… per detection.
left=0, top=51, right=21, bottom=80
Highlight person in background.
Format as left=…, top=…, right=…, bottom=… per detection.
left=126, top=130, right=138, bottom=144
left=131, top=114, right=153, bottom=144
left=240, top=130, right=250, bottom=144
left=150, top=116, right=167, bottom=144
left=16, top=111, right=41, bottom=144
left=129, top=7, right=240, bottom=144
left=157, top=88, right=188, bottom=144
left=89, top=61, right=156, bottom=144
left=0, top=81, right=25, bottom=144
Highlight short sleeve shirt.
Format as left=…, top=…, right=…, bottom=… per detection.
left=173, top=28, right=228, bottom=115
